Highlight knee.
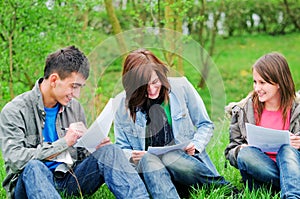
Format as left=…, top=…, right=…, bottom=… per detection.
left=237, top=147, right=260, bottom=169
left=104, top=144, right=122, bottom=152
left=161, top=150, right=186, bottom=167
left=139, top=153, right=164, bottom=171
left=140, top=152, right=158, bottom=164
left=277, top=144, right=298, bottom=162
left=22, top=160, right=51, bottom=178
left=278, top=144, right=294, bottom=155
left=92, top=144, right=129, bottom=165
left=24, top=160, right=46, bottom=172
left=95, top=144, right=122, bottom=156
left=237, top=147, right=255, bottom=161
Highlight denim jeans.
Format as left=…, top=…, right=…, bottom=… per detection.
left=237, top=146, right=280, bottom=190
left=14, top=144, right=149, bottom=199
left=277, top=144, right=300, bottom=199
left=137, top=149, right=229, bottom=199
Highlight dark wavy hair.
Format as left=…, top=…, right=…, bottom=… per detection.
left=122, top=49, right=170, bottom=122
left=252, top=52, right=295, bottom=127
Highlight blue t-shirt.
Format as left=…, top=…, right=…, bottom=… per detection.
left=43, top=103, right=61, bottom=171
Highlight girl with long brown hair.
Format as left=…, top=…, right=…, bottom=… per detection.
left=115, top=48, right=232, bottom=198
left=225, top=52, right=300, bottom=198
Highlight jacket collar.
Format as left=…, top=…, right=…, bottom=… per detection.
left=32, top=78, right=70, bottom=113
left=225, top=91, right=300, bottom=123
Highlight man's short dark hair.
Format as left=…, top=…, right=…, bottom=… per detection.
left=44, top=46, right=90, bottom=80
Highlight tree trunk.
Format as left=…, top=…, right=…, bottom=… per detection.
left=9, top=34, right=14, bottom=98
left=164, top=0, right=183, bottom=75
left=8, top=3, right=17, bottom=99
left=175, top=2, right=183, bottom=75
left=164, top=0, right=175, bottom=68
left=104, top=0, right=127, bottom=55
left=82, top=9, right=89, bottom=31
left=198, top=0, right=224, bottom=88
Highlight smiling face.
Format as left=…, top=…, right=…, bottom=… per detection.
left=253, top=68, right=280, bottom=109
left=47, top=72, right=86, bottom=107
left=147, top=70, right=162, bottom=99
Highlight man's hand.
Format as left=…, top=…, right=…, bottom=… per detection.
left=64, top=128, right=83, bottom=146
left=95, top=137, right=112, bottom=150
left=64, top=122, right=86, bottom=146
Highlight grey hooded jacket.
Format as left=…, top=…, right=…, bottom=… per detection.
left=224, top=93, right=300, bottom=168
left=0, top=78, right=88, bottom=198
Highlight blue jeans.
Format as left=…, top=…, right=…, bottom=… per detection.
left=137, top=150, right=229, bottom=199
left=277, top=144, right=300, bottom=199
left=237, top=146, right=280, bottom=190
left=14, top=144, right=149, bottom=199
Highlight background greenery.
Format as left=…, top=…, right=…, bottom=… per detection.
left=1, top=0, right=300, bottom=198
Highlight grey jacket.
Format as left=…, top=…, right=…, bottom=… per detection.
left=0, top=78, right=88, bottom=198
left=224, top=94, right=300, bottom=168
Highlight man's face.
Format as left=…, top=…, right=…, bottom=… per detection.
left=52, top=72, right=86, bottom=106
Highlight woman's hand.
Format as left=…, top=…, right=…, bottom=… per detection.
left=131, top=150, right=147, bottom=164
left=185, top=143, right=195, bottom=156
left=290, top=133, right=300, bottom=149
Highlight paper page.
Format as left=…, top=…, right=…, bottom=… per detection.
left=74, top=98, right=114, bottom=153
left=52, top=151, right=73, bottom=165
left=147, top=141, right=190, bottom=156
left=245, top=123, right=290, bottom=152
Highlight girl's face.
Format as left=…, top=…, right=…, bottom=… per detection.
left=253, top=68, right=280, bottom=108
left=147, top=71, right=162, bottom=99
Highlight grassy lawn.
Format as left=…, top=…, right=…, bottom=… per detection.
left=1, top=32, right=300, bottom=198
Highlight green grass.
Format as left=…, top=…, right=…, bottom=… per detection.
left=214, top=32, right=300, bottom=103
left=1, top=32, right=300, bottom=198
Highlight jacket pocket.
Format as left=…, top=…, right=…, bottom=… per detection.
left=172, top=109, right=194, bottom=138
left=120, top=125, right=142, bottom=149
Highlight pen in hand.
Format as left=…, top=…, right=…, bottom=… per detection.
left=62, top=127, right=83, bottom=136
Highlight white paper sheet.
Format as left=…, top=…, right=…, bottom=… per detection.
left=245, top=123, right=290, bottom=152
left=74, top=98, right=115, bottom=153
left=147, top=141, right=190, bottom=156
left=52, top=151, right=73, bottom=165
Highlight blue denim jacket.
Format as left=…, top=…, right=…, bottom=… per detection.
left=114, top=77, right=218, bottom=174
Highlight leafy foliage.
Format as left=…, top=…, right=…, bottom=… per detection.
left=0, top=1, right=300, bottom=198
left=0, top=0, right=104, bottom=108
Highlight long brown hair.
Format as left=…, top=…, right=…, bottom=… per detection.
left=252, top=52, right=295, bottom=127
left=122, top=49, right=170, bottom=122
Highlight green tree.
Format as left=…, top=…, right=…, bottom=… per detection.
left=0, top=0, right=102, bottom=108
